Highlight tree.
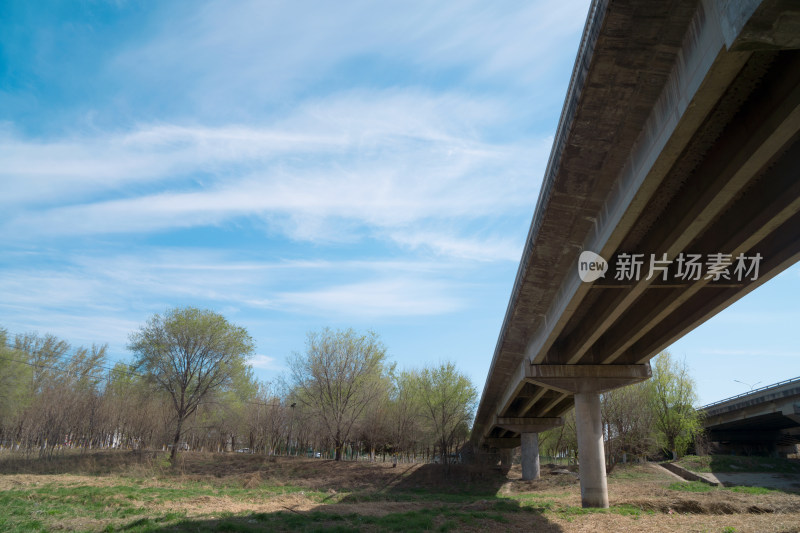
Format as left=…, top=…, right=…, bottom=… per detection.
left=128, top=307, right=255, bottom=460
left=413, top=361, right=477, bottom=464
left=646, top=351, right=703, bottom=459
left=387, top=370, right=423, bottom=459
left=602, top=381, right=657, bottom=465
left=539, top=409, right=578, bottom=464
left=288, top=328, right=388, bottom=461
left=13, top=332, right=70, bottom=394
left=0, top=329, right=33, bottom=443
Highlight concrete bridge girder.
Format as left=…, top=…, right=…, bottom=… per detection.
left=494, top=416, right=564, bottom=435
left=472, top=0, right=800, bottom=511
left=526, top=364, right=652, bottom=394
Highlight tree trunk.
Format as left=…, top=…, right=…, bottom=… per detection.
left=170, top=417, right=184, bottom=461
left=335, top=441, right=342, bottom=461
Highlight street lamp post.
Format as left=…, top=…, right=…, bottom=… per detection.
left=734, top=379, right=761, bottom=391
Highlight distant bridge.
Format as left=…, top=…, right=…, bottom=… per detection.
left=471, top=0, right=800, bottom=508
left=701, top=377, right=800, bottom=455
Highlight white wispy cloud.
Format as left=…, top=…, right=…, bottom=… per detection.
left=388, top=229, right=523, bottom=262
left=112, top=0, right=590, bottom=110
left=275, top=278, right=463, bottom=318
left=0, top=249, right=471, bottom=321
left=248, top=354, right=283, bottom=371
left=2, top=91, right=548, bottom=256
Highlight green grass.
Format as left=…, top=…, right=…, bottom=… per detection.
left=668, top=481, right=715, bottom=492
left=554, top=504, right=655, bottom=522
left=676, top=455, right=800, bottom=474
left=0, top=478, right=538, bottom=533
left=0, top=480, right=341, bottom=532
left=667, top=481, right=784, bottom=496
left=727, top=485, right=780, bottom=495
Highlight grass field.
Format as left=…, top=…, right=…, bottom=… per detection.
left=1, top=451, right=799, bottom=532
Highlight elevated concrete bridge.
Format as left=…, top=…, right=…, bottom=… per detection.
left=472, top=0, right=800, bottom=507
left=702, top=377, right=800, bottom=455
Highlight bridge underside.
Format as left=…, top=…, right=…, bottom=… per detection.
left=708, top=412, right=800, bottom=455
left=703, top=381, right=800, bottom=455
left=472, top=0, right=800, bottom=508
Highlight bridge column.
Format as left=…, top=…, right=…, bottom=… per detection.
left=499, top=448, right=513, bottom=472
left=527, top=364, right=651, bottom=508
left=493, top=417, right=563, bottom=481
left=574, top=391, right=607, bottom=507
left=521, top=432, right=540, bottom=480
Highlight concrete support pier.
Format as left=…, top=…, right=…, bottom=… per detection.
left=493, top=417, right=563, bottom=481
left=499, top=448, right=513, bottom=472
left=526, top=364, right=651, bottom=508
left=574, top=391, right=608, bottom=508
left=521, top=432, right=540, bottom=480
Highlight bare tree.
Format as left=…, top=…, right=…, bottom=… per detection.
left=602, top=382, right=657, bottom=465
left=288, top=328, right=387, bottom=461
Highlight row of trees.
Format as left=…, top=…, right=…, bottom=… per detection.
left=288, top=328, right=477, bottom=462
left=0, top=308, right=478, bottom=464
left=539, top=352, right=704, bottom=464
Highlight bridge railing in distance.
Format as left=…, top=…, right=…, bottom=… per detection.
left=699, top=376, right=800, bottom=411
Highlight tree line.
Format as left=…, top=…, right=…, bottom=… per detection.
left=538, top=352, right=704, bottom=466
left=0, top=307, right=478, bottom=464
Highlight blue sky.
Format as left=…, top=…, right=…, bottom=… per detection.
left=1, top=0, right=798, bottom=406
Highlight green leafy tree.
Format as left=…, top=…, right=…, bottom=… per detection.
left=539, top=409, right=578, bottom=464
left=647, top=351, right=703, bottom=459
left=414, top=361, right=477, bottom=464
left=0, top=329, right=33, bottom=442
left=13, top=332, right=70, bottom=394
left=128, top=307, right=255, bottom=460
left=288, top=328, right=388, bottom=461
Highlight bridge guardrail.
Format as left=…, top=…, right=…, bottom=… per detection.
left=699, top=376, right=800, bottom=411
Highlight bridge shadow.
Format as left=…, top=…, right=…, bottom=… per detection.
left=121, top=504, right=562, bottom=532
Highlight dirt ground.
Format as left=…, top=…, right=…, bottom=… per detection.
left=1, top=451, right=800, bottom=532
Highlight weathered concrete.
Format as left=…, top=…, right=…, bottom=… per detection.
left=660, top=462, right=721, bottom=486
left=575, top=392, right=607, bottom=508
left=526, top=364, right=651, bottom=394
left=472, top=0, right=800, bottom=508
left=495, top=416, right=563, bottom=435
left=521, top=432, right=540, bottom=480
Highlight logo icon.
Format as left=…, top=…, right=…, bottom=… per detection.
left=578, top=251, right=608, bottom=282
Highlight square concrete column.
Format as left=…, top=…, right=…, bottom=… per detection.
left=521, top=432, right=540, bottom=480
left=574, top=391, right=608, bottom=508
